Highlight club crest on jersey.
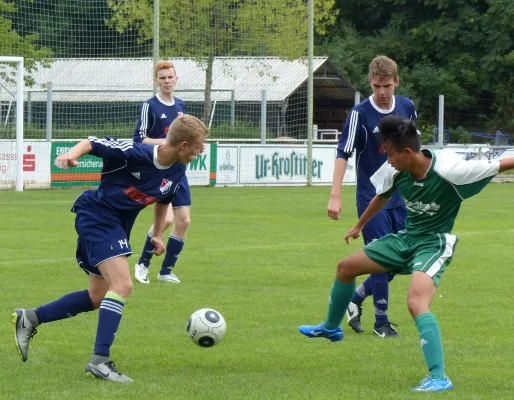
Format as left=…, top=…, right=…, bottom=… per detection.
left=160, top=179, right=173, bottom=194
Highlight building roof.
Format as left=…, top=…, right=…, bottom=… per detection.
left=0, top=57, right=353, bottom=103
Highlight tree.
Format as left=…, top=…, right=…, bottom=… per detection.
left=0, top=0, right=52, bottom=86
left=320, top=0, right=514, bottom=135
left=107, top=0, right=336, bottom=123
left=8, top=0, right=147, bottom=58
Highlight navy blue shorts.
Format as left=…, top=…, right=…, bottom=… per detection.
left=75, top=213, right=133, bottom=276
left=172, top=175, right=191, bottom=208
left=357, top=205, right=407, bottom=246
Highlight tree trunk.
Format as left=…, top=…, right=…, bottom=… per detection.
left=202, top=56, right=214, bottom=125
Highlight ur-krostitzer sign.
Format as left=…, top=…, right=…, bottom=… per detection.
left=227, top=145, right=355, bottom=185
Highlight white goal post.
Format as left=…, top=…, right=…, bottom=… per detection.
left=0, top=56, right=24, bottom=192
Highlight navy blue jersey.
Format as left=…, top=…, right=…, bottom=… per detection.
left=337, top=95, right=417, bottom=209
left=72, top=136, right=186, bottom=228
left=133, top=95, right=186, bottom=143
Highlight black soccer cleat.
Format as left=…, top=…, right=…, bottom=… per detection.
left=373, top=322, right=400, bottom=338
left=346, top=302, right=364, bottom=333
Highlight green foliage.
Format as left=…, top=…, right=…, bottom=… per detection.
left=209, top=120, right=263, bottom=139
left=0, top=0, right=52, bottom=86
left=108, top=0, right=337, bottom=122
left=8, top=0, right=147, bottom=57
left=108, top=0, right=336, bottom=59
left=321, top=0, right=514, bottom=135
left=450, top=125, right=471, bottom=144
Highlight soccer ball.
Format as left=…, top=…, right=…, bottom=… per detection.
left=187, top=308, right=226, bottom=347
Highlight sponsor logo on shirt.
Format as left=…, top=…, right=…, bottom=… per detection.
left=405, top=200, right=440, bottom=216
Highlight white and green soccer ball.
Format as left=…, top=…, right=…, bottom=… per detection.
left=187, top=308, right=226, bottom=347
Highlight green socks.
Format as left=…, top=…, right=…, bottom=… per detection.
left=325, top=279, right=356, bottom=330
left=415, top=312, right=445, bottom=379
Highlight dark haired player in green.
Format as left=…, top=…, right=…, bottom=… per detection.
left=299, top=115, right=514, bottom=392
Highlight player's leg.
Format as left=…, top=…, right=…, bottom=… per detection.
left=134, top=204, right=174, bottom=284
left=298, top=249, right=388, bottom=341
left=157, top=176, right=191, bottom=283
left=410, top=233, right=457, bottom=392
left=157, top=206, right=189, bottom=282
left=11, top=229, right=103, bottom=362
left=86, top=256, right=133, bottom=383
left=348, top=208, right=399, bottom=336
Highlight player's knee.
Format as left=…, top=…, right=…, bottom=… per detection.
left=88, top=289, right=106, bottom=309
left=164, top=215, right=175, bottom=229
left=174, top=216, right=191, bottom=235
left=111, top=279, right=134, bottom=299
left=336, top=258, right=354, bottom=281
left=407, top=294, right=427, bottom=318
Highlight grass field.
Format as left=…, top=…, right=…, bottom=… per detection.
left=1, top=185, right=514, bottom=399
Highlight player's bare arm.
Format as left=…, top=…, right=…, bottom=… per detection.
left=142, top=137, right=166, bottom=145
left=344, top=195, right=391, bottom=244
left=151, top=202, right=169, bottom=255
left=328, top=158, right=349, bottom=220
left=54, top=139, right=93, bottom=169
left=499, top=157, right=514, bottom=173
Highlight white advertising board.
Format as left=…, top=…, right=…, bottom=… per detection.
left=0, top=141, right=51, bottom=189
left=215, top=144, right=356, bottom=186
left=216, top=146, right=239, bottom=184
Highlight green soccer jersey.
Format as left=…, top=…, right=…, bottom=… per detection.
left=371, top=149, right=500, bottom=235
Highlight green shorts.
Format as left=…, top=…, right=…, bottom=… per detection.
left=363, top=231, right=459, bottom=287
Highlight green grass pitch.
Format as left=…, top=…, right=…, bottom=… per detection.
left=1, top=185, right=513, bottom=399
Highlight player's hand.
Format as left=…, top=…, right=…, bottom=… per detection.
left=327, top=196, right=342, bottom=220
left=54, top=154, right=79, bottom=169
left=344, top=225, right=362, bottom=244
left=151, top=236, right=166, bottom=256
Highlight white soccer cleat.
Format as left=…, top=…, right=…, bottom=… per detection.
left=134, top=263, right=150, bottom=284
left=11, top=308, right=37, bottom=362
left=157, top=271, right=181, bottom=283
left=85, top=360, right=133, bottom=383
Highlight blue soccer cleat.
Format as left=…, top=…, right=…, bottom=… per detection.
left=298, top=323, right=343, bottom=342
left=411, top=376, right=453, bottom=392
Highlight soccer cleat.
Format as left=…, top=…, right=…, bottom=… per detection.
left=85, top=361, right=133, bottom=383
left=11, top=308, right=38, bottom=362
left=411, top=376, right=453, bottom=392
left=134, top=263, right=150, bottom=284
left=157, top=271, right=181, bottom=283
left=298, top=323, right=343, bottom=342
left=373, top=322, right=401, bottom=338
left=346, top=302, right=364, bottom=333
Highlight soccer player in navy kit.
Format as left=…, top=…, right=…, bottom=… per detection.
left=133, top=60, right=190, bottom=284
left=301, top=115, right=514, bottom=392
left=11, top=115, right=209, bottom=383
left=327, top=56, right=417, bottom=337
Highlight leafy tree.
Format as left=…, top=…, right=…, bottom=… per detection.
left=0, top=0, right=52, bottom=86
left=8, top=0, right=147, bottom=57
left=320, top=0, right=514, bottom=135
left=108, top=0, right=337, bottom=123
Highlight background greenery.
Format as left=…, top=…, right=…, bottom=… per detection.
left=2, top=0, right=513, bottom=139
